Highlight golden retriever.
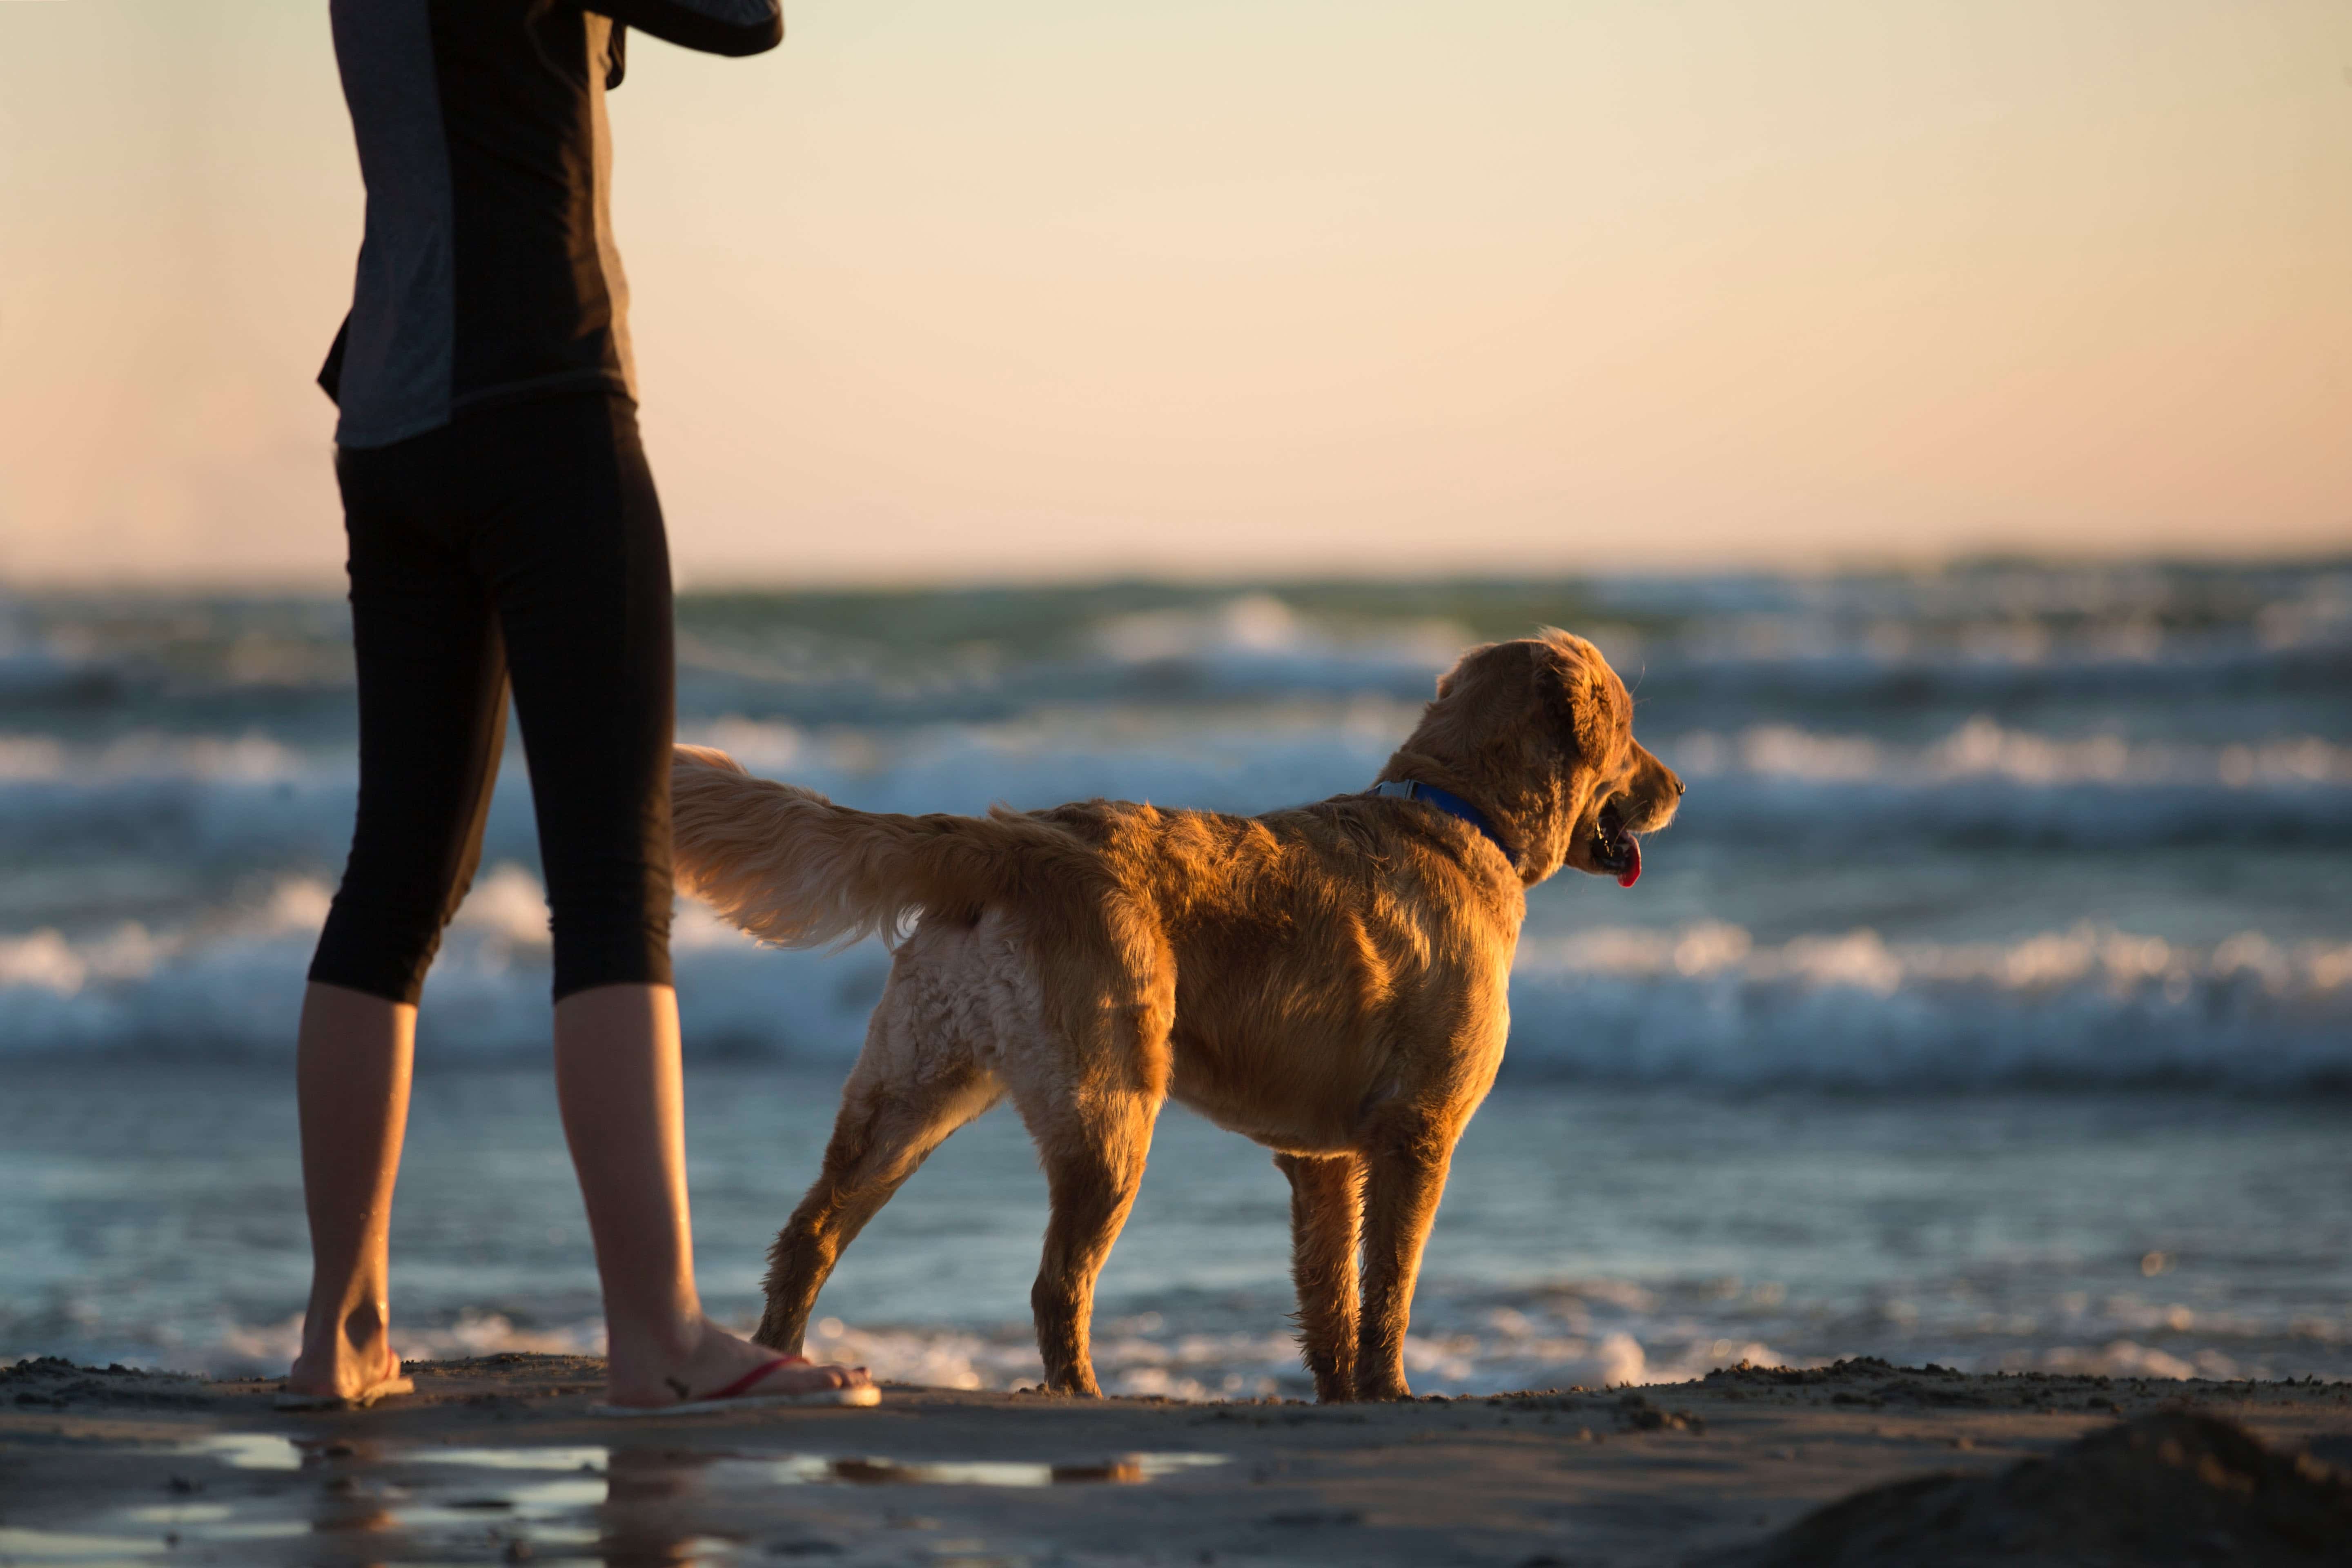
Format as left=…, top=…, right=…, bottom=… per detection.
left=669, top=630, right=1682, bottom=1401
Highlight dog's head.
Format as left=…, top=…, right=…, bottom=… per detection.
left=1386, top=629, right=1682, bottom=888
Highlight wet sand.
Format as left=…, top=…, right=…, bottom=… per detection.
left=3, top=1355, right=2348, bottom=1566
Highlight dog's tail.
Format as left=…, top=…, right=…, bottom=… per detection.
left=670, top=745, right=1091, bottom=949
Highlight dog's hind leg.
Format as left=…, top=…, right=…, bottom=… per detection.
left=1009, top=1078, right=1163, bottom=1397
left=755, top=1021, right=1000, bottom=1352
left=1274, top=1152, right=1364, bottom=1403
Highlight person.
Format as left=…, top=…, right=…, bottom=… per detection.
left=282, top=0, right=873, bottom=1413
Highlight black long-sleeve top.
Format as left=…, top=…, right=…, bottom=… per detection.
left=321, top=0, right=782, bottom=448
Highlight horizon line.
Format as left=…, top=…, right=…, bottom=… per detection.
left=2, top=546, right=2346, bottom=600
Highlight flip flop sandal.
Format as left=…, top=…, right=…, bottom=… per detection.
left=589, top=1355, right=879, bottom=1416
left=275, top=1372, right=416, bottom=1411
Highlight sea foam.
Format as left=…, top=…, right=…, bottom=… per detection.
left=3, top=866, right=2345, bottom=1087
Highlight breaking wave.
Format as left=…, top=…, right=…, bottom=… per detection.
left=1506, top=923, right=2352, bottom=1088
left=1, top=712, right=2343, bottom=886
left=2, top=864, right=2345, bottom=1088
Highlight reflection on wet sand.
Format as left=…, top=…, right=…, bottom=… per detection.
left=287, top=1434, right=603, bottom=1563
left=303, top=1436, right=401, bottom=1539
left=596, top=1446, right=730, bottom=1567
left=825, top=1453, right=1221, bottom=1487
left=10, top=1434, right=1226, bottom=1566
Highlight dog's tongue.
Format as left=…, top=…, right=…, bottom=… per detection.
left=1615, top=833, right=1642, bottom=889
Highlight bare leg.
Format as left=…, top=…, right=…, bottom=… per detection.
left=757, top=1060, right=1001, bottom=1352
left=286, top=982, right=414, bottom=1401
left=287, top=981, right=869, bottom=1406
left=554, top=982, right=870, bottom=1406
left=1355, top=1114, right=1456, bottom=1401
left=1275, top=1152, right=1364, bottom=1403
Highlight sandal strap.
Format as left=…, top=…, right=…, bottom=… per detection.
left=701, top=1354, right=809, bottom=1403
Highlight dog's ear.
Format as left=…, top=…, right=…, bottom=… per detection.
left=1434, top=639, right=1559, bottom=742
left=1534, top=629, right=1619, bottom=768
left=1432, top=641, right=1497, bottom=701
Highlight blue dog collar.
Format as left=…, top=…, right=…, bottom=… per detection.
left=1371, top=779, right=1517, bottom=864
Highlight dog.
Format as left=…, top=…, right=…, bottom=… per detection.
left=669, top=629, right=1682, bottom=1401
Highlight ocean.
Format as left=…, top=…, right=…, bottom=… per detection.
left=3, top=563, right=2349, bottom=1396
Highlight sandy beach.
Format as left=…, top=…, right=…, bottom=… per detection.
left=4, top=1354, right=2347, bottom=1566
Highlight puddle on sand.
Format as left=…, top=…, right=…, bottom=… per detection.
left=0, top=1526, right=167, bottom=1563
left=176, top=1431, right=305, bottom=1470
left=415, top=1444, right=1226, bottom=1488
left=118, top=1504, right=235, bottom=1526
left=415, top=1446, right=611, bottom=1472
left=36, top=1439, right=1225, bottom=1565
left=791, top=1452, right=1230, bottom=1487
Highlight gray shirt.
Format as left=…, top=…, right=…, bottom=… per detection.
left=322, top=0, right=782, bottom=448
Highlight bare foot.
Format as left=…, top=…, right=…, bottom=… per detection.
left=285, top=1323, right=406, bottom=1403
left=604, top=1314, right=871, bottom=1408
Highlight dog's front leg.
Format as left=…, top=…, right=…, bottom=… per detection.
left=1354, top=1113, right=1455, bottom=1401
left=1274, top=1152, right=1363, bottom=1402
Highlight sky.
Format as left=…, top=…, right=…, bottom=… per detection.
left=1, top=0, right=2347, bottom=588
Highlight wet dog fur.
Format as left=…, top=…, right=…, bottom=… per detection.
left=669, top=630, right=1683, bottom=1401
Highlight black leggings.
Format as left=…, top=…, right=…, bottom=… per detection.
left=310, top=392, right=674, bottom=1004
